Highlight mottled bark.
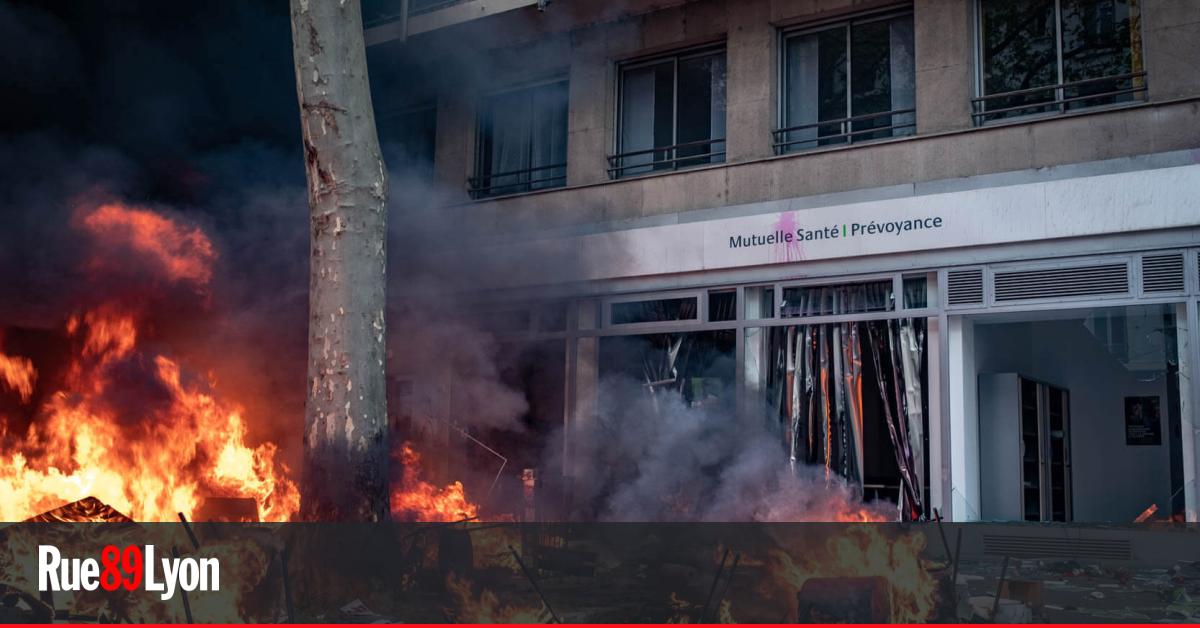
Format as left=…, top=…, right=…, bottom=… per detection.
left=289, top=0, right=389, bottom=521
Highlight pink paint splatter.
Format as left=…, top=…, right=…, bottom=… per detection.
left=771, top=210, right=805, bottom=263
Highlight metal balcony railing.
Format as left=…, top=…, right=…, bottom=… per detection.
left=971, top=71, right=1147, bottom=125
left=468, top=162, right=566, bottom=199
left=772, top=108, right=916, bottom=154
left=607, top=138, right=726, bottom=179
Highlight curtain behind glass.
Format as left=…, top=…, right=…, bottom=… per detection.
left=785, top=16, right=920, bottom=151
left=619, top=60, right=673, bottom=175
left=529, top=81, right=569, bottom=190
left=784, top=33, right=822, bottom=149
left=478, top=80, right=568, bottom=196
left=483, top=89, right=532, bottom=194
left=677, top=52, right=726, bottom=166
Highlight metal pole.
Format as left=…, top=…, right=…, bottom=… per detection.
left=172, top=547, right=194, bottom=623
left=991, top=556, right=1010, bottom=623
left=509, top=545, right=561, bottom=623
left=699, top=548, right=730, bottom=623
left=178, top=512, right=201, bottom=550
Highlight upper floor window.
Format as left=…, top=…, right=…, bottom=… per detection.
left=611, top=46, right=727, bottom=178
left=471, top=79, right=568, bottom=199
left=974, top=0, right=1145, bottom=125
left=377, top=105, right=437, bottom=177
left=776, top=10, right=915, bottom=154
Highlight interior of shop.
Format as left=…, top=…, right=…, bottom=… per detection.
left=970, top=303, right=1189, bottom=523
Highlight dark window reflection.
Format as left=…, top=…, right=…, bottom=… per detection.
left=977, top=0, right=1144, bottom=123
left=377, top=106, right=437, bottom=177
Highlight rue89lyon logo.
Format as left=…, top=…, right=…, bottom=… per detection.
left=39, top=544, right=219, bottom=601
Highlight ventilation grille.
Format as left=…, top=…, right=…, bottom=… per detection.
left=947, top=269, right=984, bottom=305
left=1142, top=253, right=1185, bottom=293
left=993, top=263, right=1128, bottom=302
left=982, top=534, right=1132, bottom=561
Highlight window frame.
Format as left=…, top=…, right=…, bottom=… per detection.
left=471, top=76, right=570, bottom=199
left=610, top=42, right=728, bottom=179
left=775, top=6, right=917, bottom=154
left=970, top=0, right=1148, bottom=126
left=375, top=102, right=438, bottom=176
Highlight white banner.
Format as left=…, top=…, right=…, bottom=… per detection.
left=479, top=163, right=1200, bottom=286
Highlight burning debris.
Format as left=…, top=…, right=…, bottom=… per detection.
left=24, top=497, right=132, bottom=524
left=0, top=202, right=298, bottom=523
left=391, top=442, right=480, bottom=522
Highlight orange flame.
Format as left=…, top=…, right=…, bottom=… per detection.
left=763, top=527, right=937, bottom=622
left=0, top=351, right=37, bottom=403
left=0, top=203, right=297, bottom=522
left=390, top=442, right=479, bottom=522
left=445, top=574, right=550, bottom=623
left=0, top=309, right=299, bottom=522
left=78, top=202, right=216, bottom=287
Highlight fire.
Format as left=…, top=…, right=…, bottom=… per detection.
left=469, top=525, right=521, bottom=572
left=78, top=202, right=216, bottom=287
left=444, top=574, right=550, bottom=623
left=0, top=308, right=300, bottom=522
left=764, top=527, right=937, bottom=622
left=391, top=442, right=479, bottom=522
left=0, top=202, right=298, bottom=522
left=0, top=350, right=36, bottom=402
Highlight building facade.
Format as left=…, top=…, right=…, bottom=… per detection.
left=364, top=0, right=1200, bottom=522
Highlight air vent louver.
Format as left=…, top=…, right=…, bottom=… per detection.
left=993, top=263, right=1128, bottom=302
left=1141, top=253, right=1185, bottom=293
left=982, top=534, right=1132, bottom=561
left=947, top=269, right=984, bottom=305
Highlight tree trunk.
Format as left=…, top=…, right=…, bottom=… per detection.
left=289, top=0, right=389, bottom=521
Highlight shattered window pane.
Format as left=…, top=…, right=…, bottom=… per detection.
left=708, top=290, right=737, bottom=322
left=781, top=281, right=895, bottom=318
left=611, top=297, right=698, bottom=325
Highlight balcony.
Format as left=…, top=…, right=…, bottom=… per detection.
left=772, top=108, right=916, bottom=154
left=607, top=138, right=727, bottom=179
left=971, top=73, right=1148, bottom=126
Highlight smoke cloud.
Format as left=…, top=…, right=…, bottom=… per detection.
left=0, top=0, right=891, bottom=522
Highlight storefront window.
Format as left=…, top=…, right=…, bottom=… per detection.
left=967, top=303, right=1192, bottom=522
left=745, top=286, right=775, bottom=319
left=781, top=280, right=895, bottom=318
left=599, top=329, right=735, bottom=408
left=742, top=318, right=929, bottom=519
left=611, top=296, right=699, bottom=325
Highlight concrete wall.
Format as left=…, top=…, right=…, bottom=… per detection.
left=369, top=0, right=1200, bottom=239
left=974, top=314, right=1174, bottom=523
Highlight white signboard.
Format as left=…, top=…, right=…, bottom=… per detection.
left=477, top=163, right=1200, bottom=286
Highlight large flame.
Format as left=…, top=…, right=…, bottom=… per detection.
left=763, top=527, right=937, bottom=623
left=0, top=202, right=298, bottom=522
left=390, top=442, right=479, bottom=522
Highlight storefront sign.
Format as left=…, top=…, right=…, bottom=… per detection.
left=477, top=163, right=1200, bottom=286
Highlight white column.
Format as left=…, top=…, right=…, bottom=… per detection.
left=1180, top=301, right=1198, bottom=521
left=948, top=316, right=981, bottom=521
left=926, top=315, right=945, bottom=517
